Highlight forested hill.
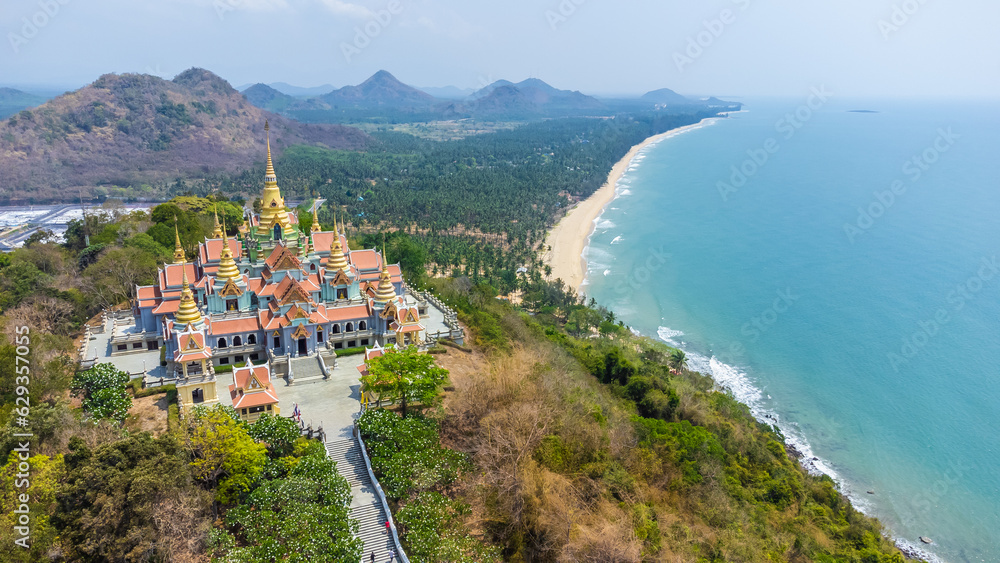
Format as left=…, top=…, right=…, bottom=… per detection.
left=0, top=68, right=369, bottom=202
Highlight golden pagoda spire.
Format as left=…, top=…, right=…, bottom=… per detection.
left=310, top=201, right=321, bottom=233
left=256, top=120, right=294, bottom=239
left=211, top=204, right=224, bottom=238
left=217, top=218, right=240, bottom=282
left=373, top=246, right=396, bottom=303
left=264, top=120, right=276, bottom=179
left=175, top=266, right=203, bottom=327
left=172, top=217, right=186, bottom=264
left=327, top=213, right=349, bottom=273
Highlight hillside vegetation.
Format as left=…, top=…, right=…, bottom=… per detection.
left=402, top=279, right=912, bottom=562
left=0, top=69, right=368, bottom=201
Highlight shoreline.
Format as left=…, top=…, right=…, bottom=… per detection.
left=542, top=119, right=713, bottom=294
left=543, top=114, right=946, bottom=563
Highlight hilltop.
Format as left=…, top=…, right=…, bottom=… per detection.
left=320, top=70, right=437, bottom=109
left=0, top=68, right=369, bottom=201
left=0, top=87, right=49, bottom=119
left=241, top=83, right=296, bottom=113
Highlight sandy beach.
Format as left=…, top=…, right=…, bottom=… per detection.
left=542, top=120, right=712, bottom=294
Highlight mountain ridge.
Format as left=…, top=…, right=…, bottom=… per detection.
left=0, top=68, right=369, bottom=201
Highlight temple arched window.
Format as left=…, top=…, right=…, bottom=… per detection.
left=332, top=324, right=341, bottom=334
left=346, top=322, right=354, bottom=332
left=217, top=338, right=227, bottom=348
left=247, top=334, right=257, bottom=345
left=233, top=335, right=242, bottom=346
left=359, top=320, right=367, bottom=330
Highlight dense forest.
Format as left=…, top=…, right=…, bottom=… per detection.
left=165, top=110, right=718, bottom=294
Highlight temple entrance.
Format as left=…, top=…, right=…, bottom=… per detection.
left=192, top=388, right=204, bottom=404
left=298, top=337, right=307, bottom=355
left=273, top=224, right=281, bottom=240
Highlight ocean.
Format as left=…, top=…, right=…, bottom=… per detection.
left=582, top=98, right=1000, bottom=563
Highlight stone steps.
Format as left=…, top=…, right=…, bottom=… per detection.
left=289, top=355, right=325, bottom=381
left=326, top=439, right=398, bottom=562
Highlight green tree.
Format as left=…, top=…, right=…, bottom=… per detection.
left=0, top=452, right=63, bottom=562
left=247, top=413, right=302, bottom=458
left=360, top=346, right=448, bottom=418
left=53, top=434, right=211, bottom=563
left=83, top=245, right=160, bottom=309
left=212, top=448, right=361, bottom=562
left=603, top=347, right=636, bottom=386
left=669, top=349, right=687, bottom=373
left=71, top=363, right=132, bottom=423
left=187, top=404, right=267, bottom=504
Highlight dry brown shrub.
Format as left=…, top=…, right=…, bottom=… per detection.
left=127, top=395, right=169, bottom=436
left=151, top=487, right=213, bottom=563
left=559, top=504, right=643, bottom=563
left=448, top=345, right=541, bottom=426
left=2, top=296, right=76, bottom=337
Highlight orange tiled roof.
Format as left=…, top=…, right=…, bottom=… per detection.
left=153, top=300, right=181, bottom=314
left=264, top=243, right=301, bottom=271
left=349, top=249, right=381, bottom=271
left=161, top=263, right=199, bottom=288
left=200, top=237, right=242, bottom=263
left=230, top=365, right=279, bottom=408
left=211, top=317, right=261, bottom=334
left=311, top=231, right=336, bottom=254
left=327, top=304, right=370, bottom=322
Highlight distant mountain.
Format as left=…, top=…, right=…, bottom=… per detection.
left=320, top=70, right=436, bottom=109
left=640, top=88, right=693, bottom=106
left=0, top=87, right=49, bottom=119
left=465, top=78, right=604, bottom=116
left=417, top=85, right=475, bottom=99
left=0, top=68, right=369, bottom=200
left=471, top=79, right=515, bottom=99
left=703, top=96, right=741, bottom=107
left=242, top=83, right=296, bottom=112
left=268, top=82, right=337, bottom=97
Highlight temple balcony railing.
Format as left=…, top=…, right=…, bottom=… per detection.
left=212, top=343, right=264, bottom=355
left=327, top=329, right=374, bottom=341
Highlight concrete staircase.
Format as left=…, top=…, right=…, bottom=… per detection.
left=289, top=355, right=325, bottom=383
left=326, top=439, right=396, bottom=562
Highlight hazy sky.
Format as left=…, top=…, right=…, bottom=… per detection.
left=2, top=0, right=998, bottom=98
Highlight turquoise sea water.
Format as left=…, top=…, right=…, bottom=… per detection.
left=583, top=98, right=1000, bottom=563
